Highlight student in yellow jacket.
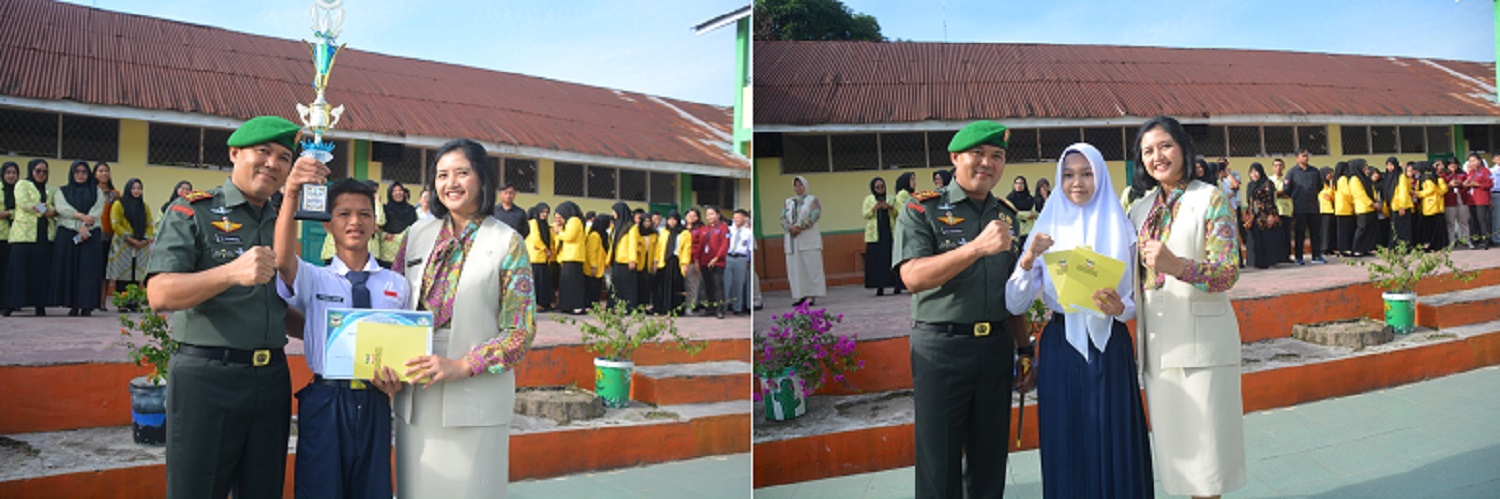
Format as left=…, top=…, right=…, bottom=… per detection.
left=1333, top=162, right=1357, bottom=256
left=635, top=212, right=658, bottom=311
left=1390, top=163, right=1416, bottom=245
left=525, top=202, right=556, bottom=311
left=607, top=203, right=643, bottom=308
left=1417, top=165, right=1447, bottom=250
left=584, top=214, right=611, bottom=307
left=3, top=159, right=59, bottom=316
left=554, top=202, right=588, bottom=314
left=1347, top=159, right=1378, bottom=256
left=651, top=211, right=692, bottom=314
left=1318, top=167, right=1335, bottom=257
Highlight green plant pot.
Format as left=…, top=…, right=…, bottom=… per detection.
left=1383, top=292, right=1417, bottom=335
left=128, top=376, right=166, bottom=446
left=594, top=358, right=634, bottom=409
left=759, top=369, right=807, bottom=422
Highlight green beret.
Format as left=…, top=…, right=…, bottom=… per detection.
left=226, top=116, right=301, bottom=152
left=948, top=120, right=1010, bottom=152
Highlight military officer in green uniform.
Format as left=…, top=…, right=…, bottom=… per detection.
left=893, top=120, right=1037, bottom=499
left=146, top=115, right=314, bottom=499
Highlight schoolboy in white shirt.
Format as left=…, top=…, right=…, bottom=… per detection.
left=275, top=172, right=408, bottom=499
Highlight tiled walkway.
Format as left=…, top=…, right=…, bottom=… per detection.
left=756, top=365, right=1500, bottom=498
left=511, top=453, right=751, bottom=498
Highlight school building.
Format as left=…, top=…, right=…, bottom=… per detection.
left=0, top=0, right=749, bottom=249
left=752, top=40, right=1500, bottom=290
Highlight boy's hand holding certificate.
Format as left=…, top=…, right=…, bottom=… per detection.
left=1044, top=246, right=1126, bottom=316
left=324, top=308, right=433, bottom=382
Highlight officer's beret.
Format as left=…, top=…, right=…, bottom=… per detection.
left=948, top=121, right=1010, bottom=152
left=226, top=116, right=301, bottom=152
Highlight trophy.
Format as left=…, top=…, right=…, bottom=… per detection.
left=293, top=0, right=348, bottom=222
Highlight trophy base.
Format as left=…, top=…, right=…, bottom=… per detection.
left=295, top=210, right=332, bottom=222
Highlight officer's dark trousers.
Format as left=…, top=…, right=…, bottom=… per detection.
left=1291, top=212, right=1320, bottom=259
left=166, top=354, right=291, bottom=499
left=295, top=381, right=393, bottom=499
left=911, top=328, right=1015, bottom=499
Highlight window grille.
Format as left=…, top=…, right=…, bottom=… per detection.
left=879, top=132, right=926, bottom=168
left=1082, top=127, right=1125, bottom=161
left=1399, top=126, right=1425, bottom=154
left=200, top=128, right=233, bottom=170
left=1263, top=126, right=1296, bottom=157
left=1297, top=126, right=1329, bottom=155
left=829, top=134, right=878, bottom=172
left=1227, top=126, right=1261, bottom=157
left=148, top=123, right=200, bottom=167
left=1341, top=126, right=1370, bottom=156
left=0, top=107, right=58, bottom=158
left=926, top=130, right=956, bottom=168
left=586, top=165, right=616, bottom=199
left=1007, top=128, right=1040, bottom=163
left=649, top=171, right=676, bottom=204
left=1039, top=128, right=1079, bottom=162
left=1426, top=126, right=1453, bottom=154
left=554, top=162, right=585, bottom=197
left=504, top=157, right=537, bottom=193
left=619, top=169, right=647, bottom=202
left=60, top=114, right=118, bottom=162
left=381, top=146, right=424, bottom=185
left=1370, top=126, right=1397, bottom=154
left=781, top=134, right=830, bottom=174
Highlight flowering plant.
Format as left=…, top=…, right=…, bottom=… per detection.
left=113, top=284, right=176, bottom=385
left=560, top=300, right=703, bottom=362
left=753, top=302, right=862, bottom=400
left=1347, top=241, right=1475, bottom=294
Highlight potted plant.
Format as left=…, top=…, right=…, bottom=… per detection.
left=1347, top=241, right=1475, bottom=335
left=560, top=301, right=703, bottom=408
left=113, top=284, right=175, bottom=445
left=753, top=302, right=862, bottom=422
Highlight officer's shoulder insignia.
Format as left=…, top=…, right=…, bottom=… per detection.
left=911, top=190, right=941, bottom=202
left=906, top=202, right=926, bottom=214
left=997, top=197, right=1018, bottom=213
left=169, top=204, right=195, bottom=218
left=183, top=190, right=214, bottom=203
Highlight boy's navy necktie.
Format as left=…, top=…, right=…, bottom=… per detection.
left=347, top=271, right=371, bottom=309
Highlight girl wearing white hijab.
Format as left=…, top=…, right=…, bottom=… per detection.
left=781, top=175, right=825, bottom=306
left=1005, top=143, right=1154, bottom=498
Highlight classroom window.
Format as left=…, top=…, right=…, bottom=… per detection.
left=587, top=165, right=616, bottom=199
left=554, top=162, right=585, bottom=197
left=1263, top=126, right=1296, bottom=157
left=879, top=132, right=926, bottom=169
left=503, top=157, right=538, bottom=193
left=619, top=168, right=647, bottom=202
left=1007, top=128, right=1040, bottom=163
left=200, top=128, right=233, bottom=170
left=1370, top=126, right=1397, bottom=154
left=1297, top=126, right=1329, bottom=155
left=1039, top=128, right=1079, bottom=161
left=379, top=145, right=425, bottom=186
left=1399, top=126, right=1426, bottom=154
left=781, top=134, right=830, bottom=174
left=0, top=107, right=58, bottom=158
left=1082, top=127, right=1125, bottom=161
left=1341, top=126, right=1370, bottom=156
left=649, top=172, right=676, bottom=205
left=692, top=175, right=735, bottom=212
left=926, top=130, right=956, bottom=168
left=1227, top=126, right=1260, bottom=157
left=147, top=123, right=201, bottom=167
left=59, top=114, right=118, bottom=162
left=829, top=133, right=878, bottom=172
left=1190, top=125, right=1227, bottom=158
left=1427, top=126, right=1453, bottom=154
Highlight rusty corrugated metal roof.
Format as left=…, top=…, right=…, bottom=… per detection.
left=0, top=0, right=745, bottom=170
left=755, top=41, right=1500, bottom=126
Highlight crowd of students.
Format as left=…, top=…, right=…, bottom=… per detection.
left=0, top=159, right=162, bottom=316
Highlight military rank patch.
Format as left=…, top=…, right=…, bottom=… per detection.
left=907, top=202, right=926, bottom=214
left=184, top=190, right=214, bottom=203
left=170, top=205, right=195, bottom=217
left=911, top=190, right=941, bottom=202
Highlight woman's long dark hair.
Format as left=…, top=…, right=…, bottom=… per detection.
left=26, top=158, right=49, bottom=203
left=530, top=202, right=552, bottom=248
left=161, top=180, right=191, bottom=213
left=93, top=162, right=115, bottom=193
left=382, top=181, right=417, bottom=234
left=1132, top=116, right=1201, bottom=193
left=426, top=139, right=497, bottom=220
left=1, top=162, right=18, bottom=211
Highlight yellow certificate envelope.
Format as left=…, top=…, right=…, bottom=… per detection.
left=1044, top=246, right=1127, bottom=315
left=354, top=322, right=431, bottom=382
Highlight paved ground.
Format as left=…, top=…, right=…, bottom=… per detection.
left=511, top=453, right=751, bottom=498
left=754, top=248, right=1499, bottom=340
left=0, top=306, right=750, bottom=366
left=755, top=365, right=1500, bottom=498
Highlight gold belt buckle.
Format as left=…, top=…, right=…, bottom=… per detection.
left=974, top=322, right=991, bottom=337
left=349, top=379, right=367, bottom=390
left=252, top=349, right=271, bottom=367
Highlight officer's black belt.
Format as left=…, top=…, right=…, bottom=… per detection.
left=177, top=344, right=286, bottom=367
left=311, top=374, right=368, bottom=390
left=913, top=321, right=1006, bottom=337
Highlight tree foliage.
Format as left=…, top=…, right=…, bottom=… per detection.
left=754, top=0, right=884, bottom=42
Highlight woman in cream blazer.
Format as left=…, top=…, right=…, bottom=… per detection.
left=391, top=140, right=535, bottom=498
left=1129, top=117, right=1245, bottom=498
left=781, top=175, right=825, bottom=306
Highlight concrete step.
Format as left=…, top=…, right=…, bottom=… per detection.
left=1416, top=285, right=1500, bottom=330
left=631, top=361, right=752, bottom=406
left=0, top=400, right=751, bottom=497
left=752, top=320, right=1500, bottom=488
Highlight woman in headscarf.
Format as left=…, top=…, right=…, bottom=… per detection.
left=653, top=210, right=691, bottom=313
left=1035, top=177, right=1054, bottom=214
left=861, top=176, right=898, bottom=296
left=3, top=159, right=58, bottom=316
left=1006, top=143, right=1153, bottom=498
left=1246, top=162, right=1289, bottom=269
left=52, top=160, right=107, bottom=316
left=160, top=180, right=193, bottom=214
left=1389, top=161, right=1417, bottom=247
left=554, top=201, right=588, bottom=314
left=106, top=178, right=154, bottom=307
left=781, top=175, right=825, bottom=307
left=1417, top=162, right=1447, bottom=251
left=1128, top=117, right=1246, bottom=498
left=379, top=181, right=418, bottom=268
left=94, top=162, right=118, bottom=310
left=1348, top=159, right=1378, bottom=257
left=1007, top=175, right=1037, bottom=249
left=635, top=210, right=658, bottom=311
left=891, top=173, right=916, bottom=294
left=525, top=202, right=555, bottom=312
left=1332, top=161, right=1356, bottom=257
left=0, top=162, right=19, bottom=309
left=932, top=169, right=952, bottom=190
left=1318, top=166, right=1336, bottom=256
left=608, top=202, right=641, bottom=308
left=585, top=214, right=611, bottom=307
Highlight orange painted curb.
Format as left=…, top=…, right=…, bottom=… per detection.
left=632, top=370, right=752, bottom=406
left=510, top=413, right=751, bottom=481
